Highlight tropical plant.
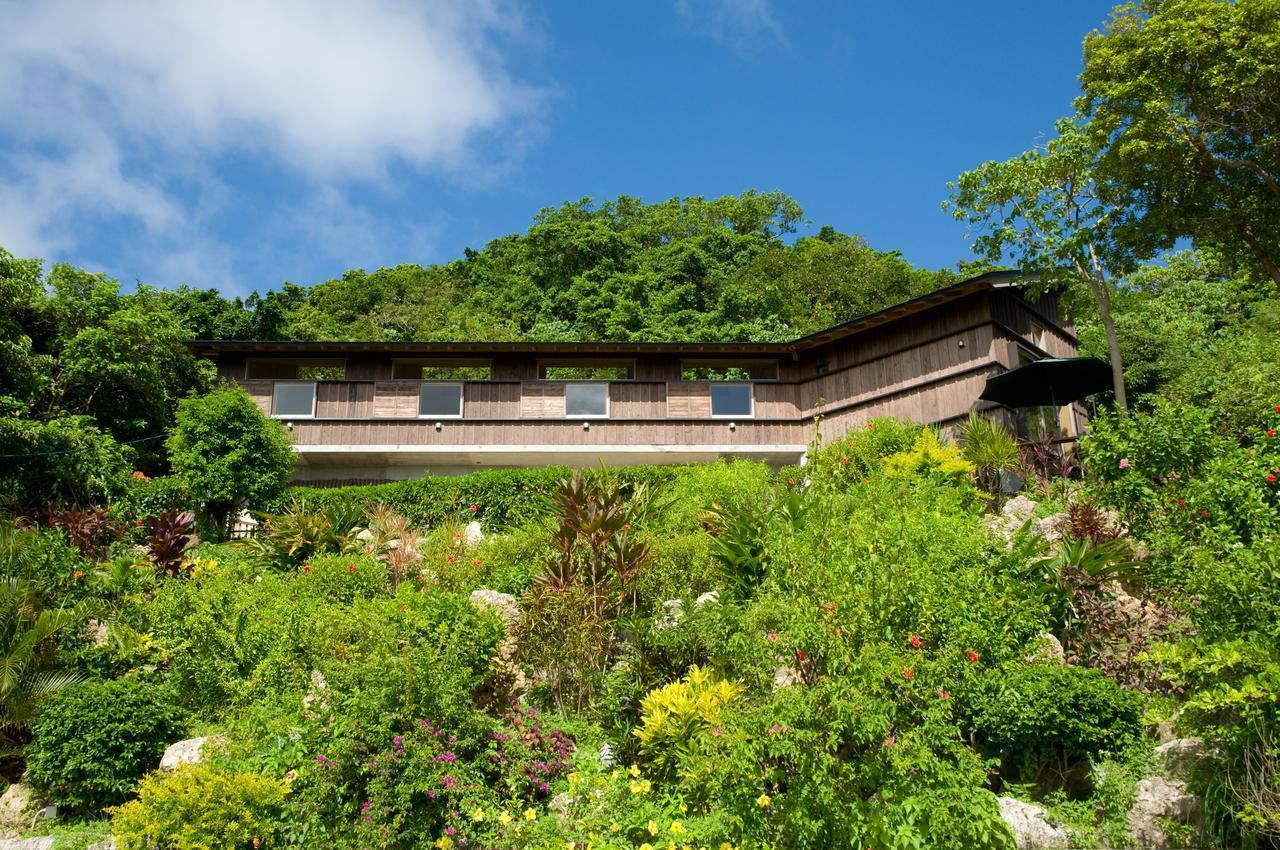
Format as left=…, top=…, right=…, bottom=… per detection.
left=245, top=501, right=346, bottom=568
left=704, top=482, right=808, bottom=600
left=884, top=427, right=975, bottom=485
left=634, top=665, right=744, bottom=781
left=958, top=411, right=1019, bottom=496
left=144, top=509, right=199, bottom=576
left=31, top=503, right=126, bottom=560
left=0, top=577, right=97, bottom=752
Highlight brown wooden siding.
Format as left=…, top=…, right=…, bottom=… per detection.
left=667, top=382, right=712, bottom=417
left=373, top=381, right=419, bottom=418
left=520, top=382, right=566, bottom=418
left=464, top=382, right=521, bottom=418
left=610, top=382, right=667, bottom=418
left=243, top=380, right=274, bottom=415
left=316, top=381, right=374, bottom=417
left=289, top=418, right=806, bottom=447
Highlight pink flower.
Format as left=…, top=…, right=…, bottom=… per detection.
left=713, top=725, right=722, bottom=736
left=469, top=504, right=478, bottom=512
left=966, top=650, right=980, bottom=664
left=767, top=630, right=778, bottom=642
left=1118, top=458, right=1131, bottom=470
left=473, top=559, right=483, bottom=568
left=882, top=735, right=895, bottom=749
left=937, top=689, right=951, bottom=699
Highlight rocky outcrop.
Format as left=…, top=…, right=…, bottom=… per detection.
left=997, top=796, right=1069, bottom=849
left=469, top=589, right=526, bottom=703
left=1127, top=776, right=1200, bottom=849
left=983, top=495, right=1038, bottom=544
left=1025, top=632, right=1066, bottom=665
left=654, top=599, right=684, bottom=630
left=0, top=838, right=55, bottom=850
left=1155, top=737, right=1215, bottom=781
left=0, top=783, right=46, bottom=832
left=159, top=737, right=212, bottom=771
left=772, top=666, right=802, bottom=689
left=462, top=521, right=485, bottom=547
left=694, top=591, right=720, bottom=608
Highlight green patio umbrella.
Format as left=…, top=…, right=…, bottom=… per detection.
left=979, top=357, right=1113, bottom=410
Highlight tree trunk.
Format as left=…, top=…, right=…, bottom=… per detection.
left=1088, top=274, right=1128, bottom=410
left=1234, top=219, right=1280, bottom=293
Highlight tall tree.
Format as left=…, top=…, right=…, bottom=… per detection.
left=1079, top=0, right=1280, bottom=291
left=946, top=118, right=1131, bottom=409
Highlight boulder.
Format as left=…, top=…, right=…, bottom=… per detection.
left=86, top=839, right=116, bottom=850
left=772, top=666, right=802, bottom=689
left=354, top=528, right=376, bottom=543
left=1033, top=512, right=1070, bottom=544
left=1127, top=776, right=1200, bottom=849
left=468, top=590, right=526, bottom=703
left=1025, top=632, right=1066, bottom=665
left=984, top=495, right=1038, bottom=544
left=469, top=589, right=519, bottom=627
left=302, top=669, right=330, bottom=712
left=462, top=521, right=485, bottom=547
left=1155, top=738, right=1215, bottom=781
left=548, top=792, right=574, bottom=817
left=159, top=737, right=210, bottom=771
left=997, top=796, right=1069, bottom=849
left=694, top=591, right=720, bottom=608
left=654, top=599, right=684, bottom=630
left=85, top=619, right=110, bottom=648
left=0, top=838, right=55, bottom=850
left=0, top=783, right=44, bottom=831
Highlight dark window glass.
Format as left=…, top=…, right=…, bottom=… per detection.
left=710, top=383, right=752, bottom=417
left=565, top=383, right=608, bottom=417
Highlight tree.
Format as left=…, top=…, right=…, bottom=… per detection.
left=946, top=118, right=1131, bottom=409
left=166, top=385, right=294, bottom=533
left=1079, top=0, right=1280, bottom=291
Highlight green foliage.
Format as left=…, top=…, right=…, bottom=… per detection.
left=808, top=416, right=924, bottom=484
left=884, top=428, right=976, bottom=486
left=111, top=764, right=288, bottom=850
left=167, top=385, right=294, bottom=530
left=959, top=412, right=1020, bottom=495
left=963, top=663, right=1143, bottom=785
left=1079, top=0, right=1280, bottom=290
left=634, top=665, right=744, bottom=781
left=28, top=677, right=183, bottom=813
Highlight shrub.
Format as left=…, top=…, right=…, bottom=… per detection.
left=167, top=384, right=294, bottom=533
left=634, top=665, right=744, bottom=780
left=959, top=411, right=1019, bottom=496
left=963, top=663, right=1143, bottom=787
left=884, top=428, right=975, bottom=485
left=111, top=764, right=287, bottom=850
left=808, top=416, right=924, bottom=483
left=28, top=678, right=184, bottom=813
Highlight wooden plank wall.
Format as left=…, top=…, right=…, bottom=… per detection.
left=520, top=382, right=566, bottom=418
left=667, top=382, right=712, bottom=417
left=316, top=382, right=374, bottom=418
left=373, top=382, right=419, bottom=418
left=290, top=418, right=805, bottom=447
left=610, top=382, right=667, bottom=418
left=243, top=380, right=274, bottom=415
left=464, top=382, right=521, bottom=418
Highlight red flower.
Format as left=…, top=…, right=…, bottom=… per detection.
left=909, top=634, right=922, bottom=649
left=1201, top=509, right=1209, bottom=518
left=135, top=519, right=143, bottom=527
left=866, top=422, right=874, bottom=430
left=1268, top=474, right=1277, bottom=483
left=903, top=668, right=914, bottom=680
left=73, top=570, right=84, bottom=579
left=1268, top=429, right=1277, bottom=438
left=937, top=689, right=951, bottom=699
left=468, top=504, right=478, bottom=512
left=623, top=523, right=631, bottom=532
left=1275, top=404, right=1280, bottom=414
left=1176, top=498, right=1185, bottom=506
left=302, top=565, right=311, bottom=572
left=840, top=456, right=849, bottom=464
left=966, top=650, right=979, bottom=664
left=473, top=559, right=483, bottom=568
left=347, top=564, right=355, bottom=572
left=446, top=555, right=455, bottom=564
left=795, top=649, right=807, bottom=662
left=787, top=478, right=795, bottom=486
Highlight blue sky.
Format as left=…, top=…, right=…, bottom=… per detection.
left=0, top=0, right=1117, bottom=297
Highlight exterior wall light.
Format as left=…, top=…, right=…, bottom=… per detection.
left=435, top=421, right=443, bottom=432
left=958, top=339, right=966, bottom=348
left=582, top=421, right=590, bottom=431
left=284, top=421, right=294, bottom=431
left=728, top=421, right=737, bottom=431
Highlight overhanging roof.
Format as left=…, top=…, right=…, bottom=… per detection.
left=187, top=270, right=1062, bottom=358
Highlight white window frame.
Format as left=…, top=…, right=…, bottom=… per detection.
left=709, top=382, right=754, bottom=419
left=564, top=381, right=610, bottom=419
left=271, top=381, right=317, bottom=419
left=417, top=382, right=464, bottom=419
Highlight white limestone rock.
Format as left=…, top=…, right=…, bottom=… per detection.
left=469, top=589, right=519, bottom=627
left=159, top=737, right=209, bottom=771
left=997, top=796, right=1069, bottom=849
left=462, top=521, right=485, bottom=547
left=772, top=666, right=802, bottom=689
left=1155, top=737, right=1215, bottom=781
left=984, top=495, right=1038, bottom=544
left=654, top=599, right=684, bottom=630
left=1128, top=776, right=1200, bottom=849
left=1025, top=632, right=1066, bottom=665
left=0, top=838, right=55, bottom=850
left=0, top=783, right=44, bottom=831
left=694, top=591, right=720, bottom=608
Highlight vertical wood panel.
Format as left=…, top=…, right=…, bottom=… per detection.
left=374, top=381, right=419, bottom=418
left=242, top=380, right=274, bottom=414
left=667, top=382, right=711, bottom=417
left=520, top=382, right=566, bottom=418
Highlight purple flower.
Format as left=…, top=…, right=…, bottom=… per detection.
left=316, top=754, right=327, bottom=764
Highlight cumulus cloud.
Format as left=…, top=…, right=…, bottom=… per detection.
left=0, top=0, right=541, bottom=288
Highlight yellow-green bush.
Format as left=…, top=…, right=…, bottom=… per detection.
left=884, top=428, right=974, bottom=485
left=634, top=665, right=744, bottom=780
left=111, top=764, right=288, bottom=850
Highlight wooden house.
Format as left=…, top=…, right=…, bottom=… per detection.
left=188, top=271, right=1079, bottom=484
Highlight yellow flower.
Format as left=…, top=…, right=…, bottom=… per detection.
left=563, top=843, right=575, bottom=850
left=719, top=844, right=735, bottom=850
left=639, top=845, right=654, bottom=850
left=609, top=821, right=622, bottom=832
left=498, top=811, right=512, bottom=826
left=630, top=779, right=651, bottom=795
left=434, top=838, right=452, bottom=850
left=756, top=794, right=772, bottom=809
left=471, top=808, right=485, bottom=822
left=630, top=764, right=641, bottom=777
left=669, top=821, right=686, bottom=834
left=569, top=772, right=581, bottom=786
left=647, top=819, right=660, bottom=836
left=523, top=808, right=537, bottom=822
left=679, top=802, right=688, bottom=813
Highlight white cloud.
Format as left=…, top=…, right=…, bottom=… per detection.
left=0, top=0, right=541, bottom=288
left=674, top=0, right=788, bottom=54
